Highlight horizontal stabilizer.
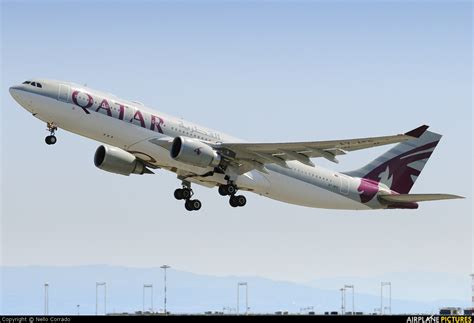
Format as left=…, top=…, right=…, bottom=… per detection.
left=379, top=193, right=464, bottom=204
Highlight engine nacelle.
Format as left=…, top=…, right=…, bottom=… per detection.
left=94, top=145, right=149, bottom=176
left=170, top=136, right=221, bottom=168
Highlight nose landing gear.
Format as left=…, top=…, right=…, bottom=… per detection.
left=45, top=122, right=58, bottom=145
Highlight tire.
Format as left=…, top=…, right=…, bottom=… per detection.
left=229, top=196, right=239, bottom=207
left=227, top=185, right=236, bottom=195
left=191, top=199, right=202, bottom=211
left=185, top=200, right=193, bottom=211
left=236, top=195, right=246, bottom=207
left=174, top=189, right=183, bottom=200
left=45, top=135, right=57, bottom=145
left=218, top=185, right=228, bottom=196
left=182, top=189, right=191, bottom=199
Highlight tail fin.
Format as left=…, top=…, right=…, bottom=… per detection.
left=344, top=129, right=442, bottom=194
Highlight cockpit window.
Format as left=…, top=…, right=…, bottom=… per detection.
left=22, top=80, right=42, bottom=88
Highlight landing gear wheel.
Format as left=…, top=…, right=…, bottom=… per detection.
left=174, top=189, right=184, bottom=200
left=219, top=184, right=237, bottom=196
left=185, top=199, right=202, bottom=211
left=174, top=188, right=192, bottom=200
left=218, top=185, right=228, bottom=196
left=229, top=195, right=246, bottom=207
left=190, top=199, right=201, bottom=211
left=45, top=135, right=57, bottom=145
left=236, top=195, right=246, bottom=207
left=181, top=188, right=191, bottom=199
left=185, top=200, right=193, bottom=211
left=229, top=196, right=239, bottom=208
left=227, top=184, right=237, bottom=195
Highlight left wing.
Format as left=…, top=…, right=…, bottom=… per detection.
left=212, top=125, right=429, bottom=173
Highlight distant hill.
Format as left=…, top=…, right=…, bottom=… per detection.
left=0, top=266, right=469, bottom=315
left=308, top=272, right=471, bottom=302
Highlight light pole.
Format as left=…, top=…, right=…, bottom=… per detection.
left=237, top=282, right=248, bottom=315
left=160, top=265, right=170, bottom=315
left=470, top=274, right=474, bottom=310
left=344, top=285, right=355, bottom=314
left=340, top=287, right=345, bottom=315
left=381, top=282, right=391, bottom=315
left=96, top=282, right=107, bottom=315
left=143, top=284, right=153, bottom=312
left=44, top=282, right=49, bottom=315
left=76, top=304, right=80, bottom=315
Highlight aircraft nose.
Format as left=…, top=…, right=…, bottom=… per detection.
left=9, top=85, right=32, bottom=110
left=9, top=84, right=29, bottom=99
left=9, top=85, right=23, bottom=102
left=9, top=85, right=21, bottom=96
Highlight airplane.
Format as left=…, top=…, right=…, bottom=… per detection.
left=9, top=79, right=464, bottom=211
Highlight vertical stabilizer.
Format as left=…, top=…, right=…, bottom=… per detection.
left=344, top=130, right=442, bottom=194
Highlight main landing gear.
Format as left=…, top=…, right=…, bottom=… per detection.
left=174, top=180, right=246, bottom=211
left=218, top=183, right=246, bottom=208
left=174, top=182, right=202, bottom=211
left=45, top=122, right=58, bottom=145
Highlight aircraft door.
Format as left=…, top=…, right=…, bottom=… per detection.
left=58, top=84, right=70, bottom=102
left=339, top=175, right=349, bottom=195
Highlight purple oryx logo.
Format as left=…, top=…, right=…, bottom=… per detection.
left=194, top=147, right=202, bottom=155
left=357, top=140, right=439, bottom=203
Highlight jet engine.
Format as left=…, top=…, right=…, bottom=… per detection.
left=94, top=145, right=151, bottom=176
left=170, top=136, right=221, bottom=168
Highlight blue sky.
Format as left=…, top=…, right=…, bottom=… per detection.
left=1, top=0, right=472, bottom=301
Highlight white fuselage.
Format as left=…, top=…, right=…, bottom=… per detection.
left=9, top=79, right=387, bottom=210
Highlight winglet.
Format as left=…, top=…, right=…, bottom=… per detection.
left=404, top=125, right=430, bottom=138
